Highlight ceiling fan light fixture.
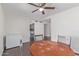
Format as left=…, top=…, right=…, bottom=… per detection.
left=28, top=3, right=55, bottom=15
left=39, top=8, right=44, bottom=11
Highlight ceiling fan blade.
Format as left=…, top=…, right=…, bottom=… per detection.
left=44, top=7, right=55, bottom=9
left=42, top=11, right=45, bottom=15
left=40, top=3, right=46, bottom=7
left=32, top=9, right=39, bottom=13
left=28, top=3, right=40, bottom=7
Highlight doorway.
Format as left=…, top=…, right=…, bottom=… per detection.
left=44, top=19, right=51, bottom=40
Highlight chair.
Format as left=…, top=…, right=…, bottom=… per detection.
left=57, top=34, right=71, bottom=47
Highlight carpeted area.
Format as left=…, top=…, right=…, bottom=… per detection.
left=30, top=40, right=75, bottom=56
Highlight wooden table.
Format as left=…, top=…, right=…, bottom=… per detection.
left=30, top=40, right=75, bottom=56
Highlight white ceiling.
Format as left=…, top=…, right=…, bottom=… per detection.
left=2, top=3, right=79, bottom=20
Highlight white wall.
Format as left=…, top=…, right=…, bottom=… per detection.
left=5, top=15, right=31, bottom=43
left=0, top=4, right=4, bottom=55
left=50, top=6, right=79, bottom=53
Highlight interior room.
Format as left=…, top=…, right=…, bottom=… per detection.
left=0, top=3, right=79, bottom=56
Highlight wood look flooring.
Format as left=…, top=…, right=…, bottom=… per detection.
left=2, top=40, right=79, bottom=56
left=2, top=42, right=31, bottom=56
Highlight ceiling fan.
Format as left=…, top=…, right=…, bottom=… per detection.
left=28, top=3, right=55, bottom=15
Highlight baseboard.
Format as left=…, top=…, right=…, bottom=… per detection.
left=75, top=53, right=79, bottom=55
left=22, top=40, right=30, bottom=43
left=71, top=48, right=79, bottom=55
left=5, top=46, right=20, bottom=51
